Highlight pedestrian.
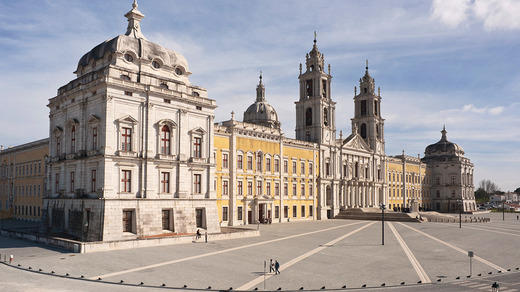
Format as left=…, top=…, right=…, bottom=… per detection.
left=269, top=259, right=274, bottom=273
left=491, top=282, right=500, bottom=292
left=196, top=229, right=201, bottom=240
left=205, top=231, right=207, bottom=243
left=517, top=215, right=518, bottom=220
left=274, top=260, right=280, bottom=274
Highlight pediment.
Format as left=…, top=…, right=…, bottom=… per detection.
left=157, top=118, right=177, bottom=128
left=53, top=126, right=63, bottom=134
left=189, top=127, right=206, bottom=135
left=66, top=118, right=79, bottom=127
left=342, top=134, right=372, bottom=152
left=88, top=115, right=100, bottom=124
left=117, top=115, right=138, bottom=124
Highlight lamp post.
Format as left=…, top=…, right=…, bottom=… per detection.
left=502, top=197, right=505, bottom=221
left=457, top=199, right=462, bottom=228
left=379, top=203, right=386, bottom=245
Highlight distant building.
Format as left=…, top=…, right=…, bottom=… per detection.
left=422, top=127, right=476, bottom=212
left=0, top=139, right=48, bottom=221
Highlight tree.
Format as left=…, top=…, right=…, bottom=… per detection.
left=514, top=187, right=520, bottom=194
left=478, top=179, right=500, bottom=194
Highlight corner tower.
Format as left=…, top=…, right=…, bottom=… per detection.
left=351, top=62, right=385, bottom=155
left=295, top=35, right=335, bottom=144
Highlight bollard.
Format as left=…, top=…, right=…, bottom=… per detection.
left=9, top=254, right=13, bottom=264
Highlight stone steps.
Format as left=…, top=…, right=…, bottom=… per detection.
left=334, top=208, right=421, bottom=222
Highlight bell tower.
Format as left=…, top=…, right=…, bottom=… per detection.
left=351, top=61, right=385, bottom=154
left=295, top=33, right=335, bottom=144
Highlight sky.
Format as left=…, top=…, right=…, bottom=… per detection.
left=0, top=0, right=518, bottom=192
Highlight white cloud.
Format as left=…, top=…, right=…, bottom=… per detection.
left=431, top=0, right=520, bottom=30
left=431, top=0, right=471, bottom=28
left=461, top=104, right=504, bottom=115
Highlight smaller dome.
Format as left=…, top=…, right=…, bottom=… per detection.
left=424, top=126, right=465, bottom=158
left=243, top=73, right=281, bottom=129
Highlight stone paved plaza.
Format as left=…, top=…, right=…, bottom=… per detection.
left=1, top=212, right=519, bottom=291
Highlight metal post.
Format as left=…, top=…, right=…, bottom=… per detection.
left=503, top=199, right=505, bottom=221
left=263, top=260, right=266, bottom=290
left=380, top=204, right=386, bottom=246
left=459, top=205, right=462, bottom=229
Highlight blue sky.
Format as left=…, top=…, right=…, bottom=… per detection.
left=0, top=0, right=518, bottom=191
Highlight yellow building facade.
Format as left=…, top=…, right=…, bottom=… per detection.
left=386, top=154, right=432, bottom=211
left=0, top=139, right=48, bottom=221
left=214, top=117, right=319, bottom=226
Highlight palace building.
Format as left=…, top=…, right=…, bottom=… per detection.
left=0, top=1, right=477, bottom=240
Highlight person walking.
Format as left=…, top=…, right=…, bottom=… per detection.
left=196, top=229, right=201, bottom=240
left=269, top=259, right=274, bottom=273
left=274, top=260, right=280, bottom=274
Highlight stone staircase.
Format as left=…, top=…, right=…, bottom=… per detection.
left=334, top=208, right=421, bottom=222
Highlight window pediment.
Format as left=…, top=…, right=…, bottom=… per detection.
left=117, top=115, right=138, bottom=125
left=157, top=118, right=177, bottom=128
left=88, top=115, right=101, bottom=124
left=189, top=127, right=206, bottom=135
left=66, top=118, right=79, bottom=128
left=53, top=126, right=63, bottom=135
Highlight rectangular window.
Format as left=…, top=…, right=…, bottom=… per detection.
left=256, top=154, right=262, bottom=171
left=309, top=205, right=313, bottom=217
left=237, top=206, right=243, bottom=221
left=122, top=170, right=131, bottom=192
left=451, top=176, right=456, bottom=185
left=162, top=210, right=172, bottom=231
left=122, top=127, right=132, bottom=151
left=301, top=162, right=305, bottom=175
left=284, top=206, right=288, bottom=218
left=194, top=174, right=201, bottom=194
left=223, top=180, right=229, bottom=195
left=222, top=206, right=228, bottom=221
left=292, top=161, right=297, bottom=174
left=301, top=205, right=306, bottom=217
left=293, top=205, right=297, bottom=218
left=322, top=80, right=327, bottom=97
left=223, top=153, right=229, bottom=168
left=71, top=127, right=76, bottom=153
left=123, top=210, right=133, bottom=232
left=301, top=184, right=305, bottom=197
left=309, top=184, right=313, bottom=197
left=284, top=160, right=288, bottom=173
left=275, top=206, right=280, bottom=218
left=56, top=136, right=61, bottom=155
left=161, top=172, right=170, bottom=193
left=274, top=159, right=280, bottom=172
left=124, top=91, right=133, bottom=96
left=326, top=162, right=330, bottom=176
left=91, top=169, right=96, bottom=193
left=266, top=158, right=271, bottom=172
left=361, top=100, right=367, bottom=116
left=284, top=183, right=288, bottom=196
left=237, top=181, right=243, bottom=195
left=292, top=183, right=297, bottom=197
left=247, top=182, right=252, bottom=196
left=275, top=183, right=280, bottom=196
left=247, top=156, right=253, bottom=170
left=193, top=137, right=202, bottom=158
left=266, top=182, right=271, bottom=196
left=237, top=155, right=243, bottom=170
left=70, top=171, right=75, bottom=193
left=92, top=127, right=98, bottom=149
left=257, top=180, right=262, bottom=195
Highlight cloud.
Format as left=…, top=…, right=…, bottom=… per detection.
left=431, top=0, right=471, bottom=28
left=431, top=0, right=520, bottom=30
left=461, top=104, right=504, bottom=115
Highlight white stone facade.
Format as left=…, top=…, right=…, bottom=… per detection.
left=44, top=2, right=220, bottom=241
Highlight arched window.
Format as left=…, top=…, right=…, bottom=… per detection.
left=360, top=123, right=367, bottom=139
left=70, top=125, right=76, bottom=153
left=305, top=108, right=312, bottom=126
left=161, top=125, right=171, bottom=155
left=323, top=108, right=328, bottom=126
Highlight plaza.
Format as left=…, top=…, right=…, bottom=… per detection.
left=1, top=212, right=519, bottom=291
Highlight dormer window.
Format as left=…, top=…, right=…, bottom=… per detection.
left=124, top=54, right=134, bottom=62
left=152, top=60, right=161, bottom=69
left=175, top=67, right=183, bottom=75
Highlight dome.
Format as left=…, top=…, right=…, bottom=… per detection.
left=424, top=126, right=465, bottom=157
left=74, top=1, right=190, bottom=81
left=243, top=74, right=281, bottom=129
